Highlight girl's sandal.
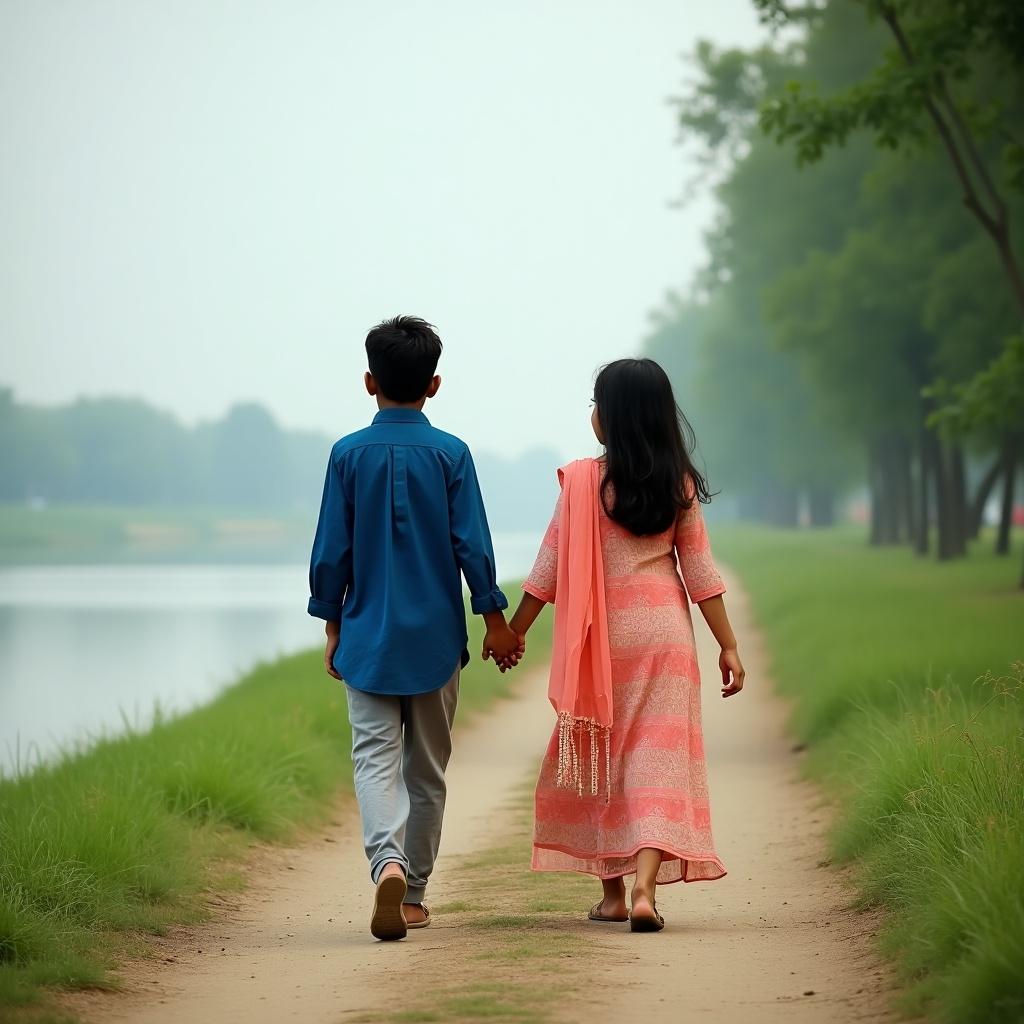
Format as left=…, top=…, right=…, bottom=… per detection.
left=629, top=906, right=666, bottom=933
left=405, top=904, right=432, bottom=930
left=588, top=901, right=629, bottom=923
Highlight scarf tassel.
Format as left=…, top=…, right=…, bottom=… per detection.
left=555, top=711, right=612, bottom=802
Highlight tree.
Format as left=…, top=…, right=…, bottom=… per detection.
left=664, top=1, right=1021, bottom=571
left=0, top=389, right=332, bottom=510
left=929, top=335, right=1024, bottom=578
left=662, top=6, right=886, bottom=529
left=756, top=0, right=1024, bottom=315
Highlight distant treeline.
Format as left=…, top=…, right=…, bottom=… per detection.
left=0, top=388, right=559, bottom=531
left=649, top=0, right=1022, bottom=573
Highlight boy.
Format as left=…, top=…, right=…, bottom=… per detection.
left=307, top=315, right=522, bottom=941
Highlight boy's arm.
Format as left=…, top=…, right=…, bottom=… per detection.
left=448, top=448, right=520, bottom=663
left=448, top=447, right=507, bottom=615
left=307, top=449, right=352, bottom=625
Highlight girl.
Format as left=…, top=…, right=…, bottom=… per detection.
left=506, top=357, right=744, bottom=932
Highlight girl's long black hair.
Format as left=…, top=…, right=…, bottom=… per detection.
left=593, top=357, right=711, bottom=536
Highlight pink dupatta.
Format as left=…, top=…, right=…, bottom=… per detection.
left=548, top=458, right=614, bottom=799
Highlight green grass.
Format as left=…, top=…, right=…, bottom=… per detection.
left=0, top=586, right=550, bottom=1017
left=0, top=503, right=314, bottom=564
left=715, top=526, right=1024, bottom=1024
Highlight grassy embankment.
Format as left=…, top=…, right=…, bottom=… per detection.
left=0, top=503, right=313, bottom=565
left=0, top=587, right=549, bottom=1018
left=715, top=527, right=1023, bottom=1024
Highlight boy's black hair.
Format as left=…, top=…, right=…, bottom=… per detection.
left=365, top=316, right=443, bottom=403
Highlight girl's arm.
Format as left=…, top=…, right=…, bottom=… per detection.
left=487, top=595, right=545, bottom=672
left=491, top=593, right=547, bottom=671
left=696, top=595, right=745, bottom=698
left=509, top=592, right=547, bottom=641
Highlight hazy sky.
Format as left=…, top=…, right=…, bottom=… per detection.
left=2, top=1, right=764, bottom=458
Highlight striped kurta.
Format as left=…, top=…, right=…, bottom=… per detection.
left=524, top=473, right=727, bottom=884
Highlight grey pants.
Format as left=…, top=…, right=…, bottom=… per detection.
left=345, top=667, right=459, bottom=905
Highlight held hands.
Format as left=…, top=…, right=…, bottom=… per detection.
left=719, top=647, right=745, bottom=698
left=493, top=633, right=526, bottom=673
left=482, top=616, right=526, bottom=673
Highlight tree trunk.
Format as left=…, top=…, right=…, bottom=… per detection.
left=969, top=456, right=1004, bottom=539
left=934, top=441, right=956, bottom=560
left=893, top=435, right=914, bottom=543
left=914, top=425, right=931, bottom=556
left=868, top=441, right=886, bottom=544
left=807, top=486, right=835, bottom=528
left=933, top=442, right=969, bottom=560
left=770, top=486, right=800, bottom=528
left=871, top=438, right=909, bottom=545
left=996, top=443, right=1018, bottom=556
left=949, top=445, right=969, bottom=556
left=740, top=487, right=801, bottom=527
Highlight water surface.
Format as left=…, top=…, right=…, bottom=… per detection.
left=0, top=533, right=541, bottom=772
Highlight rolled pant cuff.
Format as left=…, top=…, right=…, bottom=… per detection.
left=370, top=855, right=408, bottom=885
left=405, top=884, right=426, bottom=905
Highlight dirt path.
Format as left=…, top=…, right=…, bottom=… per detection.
left=587, top=578, right=894, bottom=1023
left=68, top=574, right=893, bottom=1024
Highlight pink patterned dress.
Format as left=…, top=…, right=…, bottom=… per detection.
left=525, top=466, right=727, bottom=884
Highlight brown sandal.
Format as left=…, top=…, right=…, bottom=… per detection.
left=405, top=904, right=431, bottom=930
left=588, top=900, right=629, bottom=923
left=629, top=906, right=665, bottom=932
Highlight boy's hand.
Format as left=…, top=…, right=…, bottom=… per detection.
left=324, top=621, right=342, bottom=680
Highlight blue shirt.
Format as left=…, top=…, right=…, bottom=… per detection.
left=307, top=408, right=508, bottom=695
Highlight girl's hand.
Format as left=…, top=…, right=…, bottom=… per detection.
left=483, top=619, right=522, bottom=668
left=495, top=635, right=526, bottom=673
left=719, top=647, right=745, bottom=698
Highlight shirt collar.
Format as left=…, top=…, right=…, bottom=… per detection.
left=372, top=408, right=430, bottom=426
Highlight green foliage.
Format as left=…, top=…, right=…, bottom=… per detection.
left=0, top=388, right=327, bottom=509
left=717, top=527, right=1024, bottom=1020
left=829, top=686, right=1024, bottom=1024
left=757, top=0, right=1024, bottom=183
left=0, top=390, right=559, bottom=533
left=755, top=0, right=1024, bottom=340
left=658, top=4, right=889, bottom=515
left=661, top=0, right=1023, bottom=534
left=718, top=526, right=1023, bottom=740
left=0, top=591, right=551, bottom=1012
left=928, top=335, right=1024, bottom=443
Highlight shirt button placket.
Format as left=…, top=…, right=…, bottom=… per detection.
left=393, top=447, right=408, bottom=526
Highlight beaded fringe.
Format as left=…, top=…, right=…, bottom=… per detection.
left=555, top=711, right=612, bottom=802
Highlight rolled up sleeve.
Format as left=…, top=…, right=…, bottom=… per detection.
left=448, top=448, right=508, bottom=615
left=307, top=450, right=352, bottom=621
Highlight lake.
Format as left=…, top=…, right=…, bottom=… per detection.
left=0, top=533, right=543, bottom=773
